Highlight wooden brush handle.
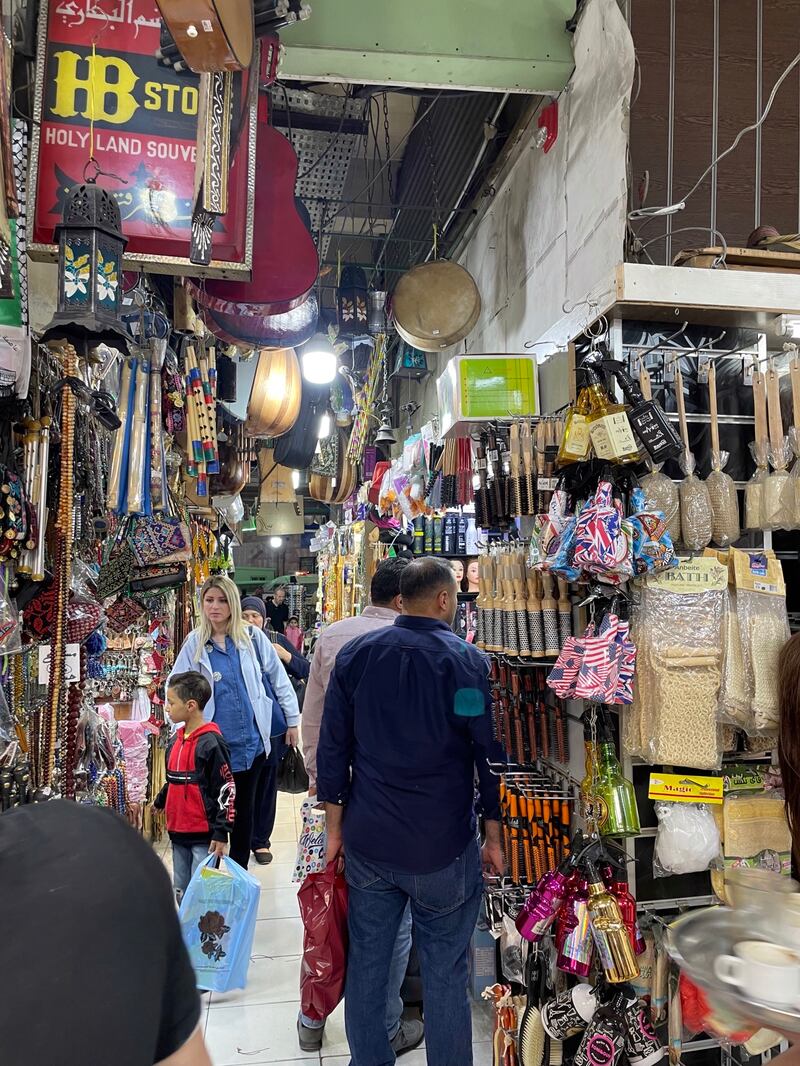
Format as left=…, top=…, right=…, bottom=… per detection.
left=639, top=365, right=652, bottom=401
left=767, top=367, right=785, bottom=451
left=708, top=361, right=720, bottom=456
left=753, top=370, right=768, bottom=444
left=790, top=356, right=800, bottom=432
left=675, top=367, right=690, bottom=463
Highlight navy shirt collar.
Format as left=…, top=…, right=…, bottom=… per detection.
left=394, top=615, right=452, bottom=633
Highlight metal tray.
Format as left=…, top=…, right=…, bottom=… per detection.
left=668, top=906, right=800, bottom=1034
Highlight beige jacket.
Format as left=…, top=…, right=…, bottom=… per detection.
left=302, top=606, right=398, bottom=792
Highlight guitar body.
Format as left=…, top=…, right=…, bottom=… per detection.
left=156, top=0, right=254, bottom=72
left=197, top=293, right=318, bottom=349
left=197, top=122, right=319, bottom=317
left=309, top=427, right=357, bottom=504
left=245, top=348, right=302, bottom=438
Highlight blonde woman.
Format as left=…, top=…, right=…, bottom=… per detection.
left=170, top=576, right=300, bottom=870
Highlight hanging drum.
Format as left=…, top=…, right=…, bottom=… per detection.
left=392, top=260, right=481, bottom=352
left=244, top=348, right=302, bottom=438
left=309, top=427, right=357, bottom=504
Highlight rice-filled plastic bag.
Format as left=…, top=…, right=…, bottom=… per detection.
left=763, top=366, right=794, bottom=530
left=745, top=371, right=769, bottom=530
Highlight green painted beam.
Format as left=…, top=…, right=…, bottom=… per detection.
left=280, top=0, right=576, bottom=94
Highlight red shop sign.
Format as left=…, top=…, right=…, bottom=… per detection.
left=28, top=0, right=255, bottom=277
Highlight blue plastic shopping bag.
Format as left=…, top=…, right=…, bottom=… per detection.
left=178, top=856, right=261, bottom=992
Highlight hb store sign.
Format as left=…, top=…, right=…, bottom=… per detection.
left=28, top=0, right=255, bottom=274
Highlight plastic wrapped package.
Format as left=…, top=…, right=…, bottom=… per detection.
left=625, top=558, right=727, bottom=769
left=731, top=550, right=790, bottom=733
left=746, top=372, right=769, bottom=530
left=678, top=453, right=713, bottom=551
left=705, top=364, right=740, bottom=547
left=293, top=799, right=326, bottom=884
left=653, top=802, right=721, bottom=876
left=639, top=469, right=680, bottom=548
left=717, top=591, right=752, bottom=731
left=723, top=790, right=792, bottom=877
left=764, top=368, right=794, bottom=531
left=789, top=426, right=800, bottom=527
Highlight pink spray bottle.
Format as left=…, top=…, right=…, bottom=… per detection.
left=516, top=831, right=585, bottom=943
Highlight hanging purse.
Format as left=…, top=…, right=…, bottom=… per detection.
left=310, top=429, right=339, bottom=478
left=129, top=563, right=187, bottom=593
left=127, top=515, right=191, bottom=567
left=252, top=628, right=288, bottom=738
left=105, top=596, right=146, bottom=634
left=97, top=522, right=135, bottom=600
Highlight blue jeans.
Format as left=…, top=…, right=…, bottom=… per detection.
left=172, top=842, right=210, bottom=902
left=299, top=902, right=412, bottom=1036
left=344, top=838, right=483, bottom=1066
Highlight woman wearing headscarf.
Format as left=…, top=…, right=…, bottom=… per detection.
left=170, top=576, right=299, bottom=870
left=241, top=595, right=309, bottom=864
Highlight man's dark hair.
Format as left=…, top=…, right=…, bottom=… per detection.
left=168, top=671, right=212, bottom=709
left=399, top=557, right=457, bottom=603
left=370, top=558, right=410, bottom=606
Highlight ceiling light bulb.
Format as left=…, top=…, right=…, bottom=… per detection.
left=301, top=333, right=337, bottom=385
left=291, top=469, right=300, bottom=490
left=269, top=536, right=283, bottom=549
left=318, top=412, right=331, bottom=439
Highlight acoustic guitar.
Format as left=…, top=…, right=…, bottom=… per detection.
left=244, top=348, right=302, bottom=439
left=155, top=0, right=254, bottom=72
left=190, top=46, right=319, bottom=317
left=309, top=427, right=357, bottom=505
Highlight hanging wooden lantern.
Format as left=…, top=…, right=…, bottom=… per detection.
left=337, top=265, right=368, bottom=337
left=44, top=176, right=128, bottom=344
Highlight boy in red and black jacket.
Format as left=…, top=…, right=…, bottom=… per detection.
left=153, top=671, right=236, bottom=901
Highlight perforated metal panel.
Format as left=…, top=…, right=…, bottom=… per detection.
left=271, top=87, right=366, bottom=261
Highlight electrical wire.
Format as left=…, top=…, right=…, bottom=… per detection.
left=636, top=225, right=729, bottom=267
left=630, top=48, right=800, bottom=220
left=296, top=84, right=356, bottom=182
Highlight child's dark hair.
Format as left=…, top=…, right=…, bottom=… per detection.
left=168, top=671, right=212, bottom=709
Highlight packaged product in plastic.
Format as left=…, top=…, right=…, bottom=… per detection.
left=745, top=371, right=769, bottom=530
left=704, top=363, right=741, bottom=547
left=763, top=367, right=794, bottom=531
left=678, top=452, right=713, bottom=551
left=179, top=856, right=261, bottom=992
left=639, top=468, right=681, bottom=548
left=627, top=488, right=678, bottom=576
left=624, top=557, right=726, bottom=769
left=653, top=801, right=721, bottom=876
left=293, top=799, right=327, bottom=884
left=731, top=549, right=790, bottom=733
left=723, top=789, right=791, bottom=877
left=789, top=426, right=800, bottom=527
left=717, top=590, right=751, bottom=731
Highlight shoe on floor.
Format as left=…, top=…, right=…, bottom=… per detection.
left=391, top=1018, right=425, bottom=1056
left=297, top=1018, right=324, bottom=1052
left=253, top=849, right=273, bottom=865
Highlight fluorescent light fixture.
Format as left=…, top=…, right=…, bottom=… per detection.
left=291, top=469, right=300, bottom=490
left=301, top=333, right=337, bottom=385
left=318, top=412, right=331, bottom=439
left=269, top=536, right=283, bottom=548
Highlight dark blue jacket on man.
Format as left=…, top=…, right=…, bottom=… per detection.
left=316, top=614, right=502, bottom=874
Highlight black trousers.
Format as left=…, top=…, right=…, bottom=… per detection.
left=230, top=752, right=267, bottom=870
left=252, top=737, right=286, bottom=852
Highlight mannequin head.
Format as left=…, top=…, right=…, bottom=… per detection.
left=449, top=558, right=464, bottom=588
left=465, top=558, right=480, bottom=593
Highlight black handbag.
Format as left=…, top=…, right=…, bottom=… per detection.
left=277, top=746, right=309, bottom=794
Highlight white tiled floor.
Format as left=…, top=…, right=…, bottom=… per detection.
left=162, top=792, right=494, bottom=1065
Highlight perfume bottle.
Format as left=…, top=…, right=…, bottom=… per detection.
left=516, top=831, right=585, bottom=943
left=585, top=861, right=640, bottom=983
left=601, top=864, right=646, bottom=955
left=556, top=876, right=593, bottom=977
left=594, top=712, right=640, bottom=838
left=557, top=385, right=593, bottom=466
left=579, top=716, right=599, bottom=824
left=583, top=367, right=639, bottom=464
left=603, top=360, right=682, bottom=464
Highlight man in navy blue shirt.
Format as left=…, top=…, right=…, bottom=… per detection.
left=317, top=557, right=504, bottom=1066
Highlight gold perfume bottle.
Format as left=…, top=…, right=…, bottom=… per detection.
left=585, top=861, right=641, bottom=983
left=557, top=387, right=593, bottom=465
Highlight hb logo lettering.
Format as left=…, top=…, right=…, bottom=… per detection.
left=51, top=50, right=139, bottom=125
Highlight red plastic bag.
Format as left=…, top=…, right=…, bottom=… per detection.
left=298, top=864, right=348, bottom=1022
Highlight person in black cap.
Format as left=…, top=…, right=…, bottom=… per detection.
left=241, top=596, right=309, bottom=865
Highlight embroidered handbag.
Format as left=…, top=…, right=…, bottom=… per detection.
left=97, top=529, right=134, bottom=601
left=105, top=596, right=145, bottom=634
left=127, top=515, right=191, bottom=567
left=129, top=563, right=187, bottom=593
left=310, top=430, right=338, bottom=478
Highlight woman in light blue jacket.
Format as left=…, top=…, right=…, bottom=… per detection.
left=170, top=575, right=299, bottom=870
